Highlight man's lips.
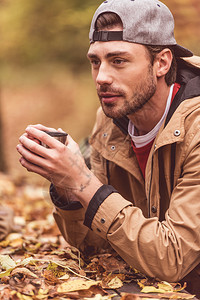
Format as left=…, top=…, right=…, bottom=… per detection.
left=99, top=93, right=121, bottom=103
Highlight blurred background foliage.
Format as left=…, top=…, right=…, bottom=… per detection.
left=0, top=0, right=199, bottom=70
left=0, top=0, right=199, bottom=179
left=0, top=0, right=102, bottom=69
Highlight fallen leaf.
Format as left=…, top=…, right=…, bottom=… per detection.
left=59, top=273, right=70, bottom=280
left=141, top=286, right=169, bottom=293
left=57, top=279, right=101, bottom=293
left=120, top=294, right=141, bottom=300
left=0, top=254, right=17, bottom=270
left=157, top=281, right=173, bottom=292
left=11, top=267, right=38, bottom=278
left=43, top=269, right=60, bottom=283
left=107, top=277, right=123, bottom=289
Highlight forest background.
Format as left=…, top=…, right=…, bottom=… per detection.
left=0, top=0, right=200, bottom=183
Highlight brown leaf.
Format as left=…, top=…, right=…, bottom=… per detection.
left=120, top=295, right=141, bottom=300
left=11, top=267, right=38, bottom=278
left=98, top=254, right=127, bottom=273
left=43, top=269, right=60, bottom=284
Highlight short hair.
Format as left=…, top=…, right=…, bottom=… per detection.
left=95, top=12, right=177, bottom=86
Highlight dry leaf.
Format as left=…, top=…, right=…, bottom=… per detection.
left=9, top=238, right=24, bottom=248
left=141, top=286, right=169, bottom=293
left=57, top=279, right=101, bottom=293
left=43, top=269, right=60, bottom=283
left=120, top=294, right=141, bottom=300
left=0, top=175, right=196, bottom=300
left=107, top=277, right=123, bottom=289
left=11, top=267, right=38, bottom=278
left=157, top=281, right=173, bottom=292
left=59, top=273, right=70, bottom=280
left=0, top=254, right=17, bottom=270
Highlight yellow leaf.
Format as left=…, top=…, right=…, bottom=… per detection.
left=107, top=277, right=123, bottom=289
left=57, top=279, right=101, bottom=293
left=16, top=292, right=33, bottom=300
left=0, top=240, right=10, bottom=247
left=0, top=254, right=17, bottom=270
left=157, top=281, right=173, bottom=292
left=20, top=256, right=36, bottom=266
left=141, top=286, right=167, bottom=293
left=59, top=273, right=70, bottom=280
left=10, top=238, right=24, bottom=248
left=0, top=269, right=12, bottom=278
left=174, top=282, right=187, bottom=292
left=38, top=288, right=49, bottom=295
left=137, top=279, right=145, bottom=289
left=6, top=232, right=23, bottom=241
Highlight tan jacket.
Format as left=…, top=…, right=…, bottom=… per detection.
left=52, top=56, right=200, bottom=294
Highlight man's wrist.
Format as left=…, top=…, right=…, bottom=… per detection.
left=50, top=184, right=83, bottom=210
left=73, top=174, right=103, bottom=209
left=50, top=171, right=103, bottom=210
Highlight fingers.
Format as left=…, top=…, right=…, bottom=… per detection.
left=17, top=143, right=47, bottom=168
left=19, top=156, right=49, bottom=178
left=25, top=127, right=65, bottom=150
left=18, top=134, right=49, bottom=158
left=27, top=124, right=57, bottom=132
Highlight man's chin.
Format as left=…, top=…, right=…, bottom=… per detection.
left=102, top=106, right=125, bottom=119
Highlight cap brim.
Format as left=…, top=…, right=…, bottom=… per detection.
left=173, top=44, right=193, bottom=57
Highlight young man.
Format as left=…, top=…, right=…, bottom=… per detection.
left=17, top=0, right=200, bottom=295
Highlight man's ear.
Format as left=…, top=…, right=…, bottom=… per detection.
left=154, top=49, right=173, bottom=78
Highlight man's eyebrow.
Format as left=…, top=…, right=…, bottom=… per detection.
left=87, top=53, right=98, bottom=59
left=87, top=51, right=130, bottom=59
left=106, top=51, right=130, bottom=58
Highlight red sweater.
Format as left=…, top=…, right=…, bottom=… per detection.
left=132, top=83, right=180, bottom=178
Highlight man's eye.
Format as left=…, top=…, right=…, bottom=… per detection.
left=113, top=59, right=125, bottom=64
left=91, top=60, right=100, bottom=66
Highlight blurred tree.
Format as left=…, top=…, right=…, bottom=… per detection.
left=0, top=0, right=199, bottom=71
left=0, top=0, right=102, bottom=69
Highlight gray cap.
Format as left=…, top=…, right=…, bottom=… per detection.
left=89, top=0, right=193, bottom=57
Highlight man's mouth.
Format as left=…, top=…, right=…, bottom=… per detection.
left=99, top=93, right=121, bottom=104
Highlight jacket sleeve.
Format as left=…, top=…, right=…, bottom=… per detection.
left=50, top=184, right=111, bottom=254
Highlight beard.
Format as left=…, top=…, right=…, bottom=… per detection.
left=98, top=64, right=157, bottom=119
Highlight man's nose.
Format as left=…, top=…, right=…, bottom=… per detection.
left=96, top=63, right=113, bottom=86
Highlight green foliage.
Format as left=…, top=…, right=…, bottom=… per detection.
left=0, top=0, right=199, bottom=70
left=0, top=0, right=102, bottom=68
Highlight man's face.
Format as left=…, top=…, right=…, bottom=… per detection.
left=87, top=39, right=157, bottom=119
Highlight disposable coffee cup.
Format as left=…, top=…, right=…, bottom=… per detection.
left=41, top=131, right=68, bottom=148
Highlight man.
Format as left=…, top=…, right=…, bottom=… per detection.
left=17, top=0, right=200, bottom=296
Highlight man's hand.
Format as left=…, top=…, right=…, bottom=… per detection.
left=16, top=124, right=102, bottom=208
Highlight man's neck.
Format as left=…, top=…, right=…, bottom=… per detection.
left=128, top=82, right=171, bottom=135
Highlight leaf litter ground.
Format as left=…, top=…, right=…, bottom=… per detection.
left=0, top=174, right=196, bottom=299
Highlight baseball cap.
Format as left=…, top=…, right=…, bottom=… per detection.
left=89, top=0, right=193, bottom=57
